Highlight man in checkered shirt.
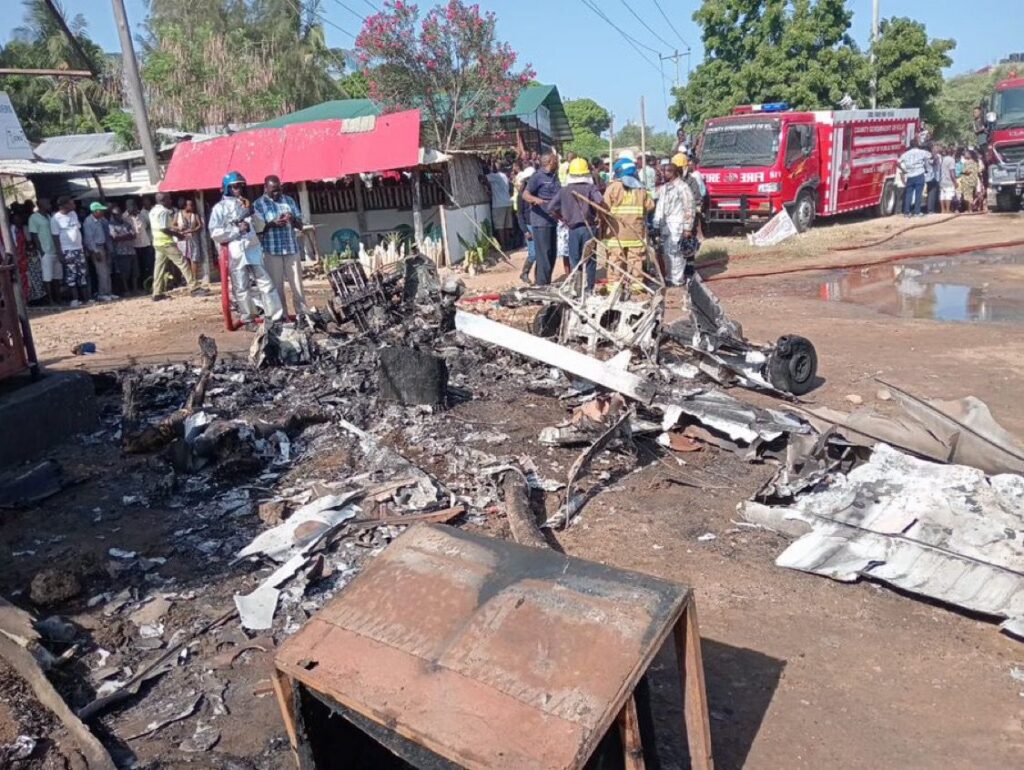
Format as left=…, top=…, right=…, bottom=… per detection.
left=253, top=175, right=307, bottom=316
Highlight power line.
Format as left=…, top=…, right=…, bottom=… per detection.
left=291, top=0, right=357, bottom=40
left=578, top=0, right=663, bottom=72
left=330, top=0, right=366, bottom=23
left=650, top=0, right=690, bottom=50
left=618, top=0, right=675, bottom=51
left=360, top=0, right=379, bottom=12
left=284, top=0, right=355, bottom=83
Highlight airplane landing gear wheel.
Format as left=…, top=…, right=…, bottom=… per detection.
left=767, top=335, right=818, bottom=395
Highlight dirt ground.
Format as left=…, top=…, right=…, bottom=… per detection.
left=4, top=210, right=1024, bottom=769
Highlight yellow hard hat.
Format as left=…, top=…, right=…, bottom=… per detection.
left=671, top=153, right=689, bottom=169
left=568, top=157, right=591, bottom=176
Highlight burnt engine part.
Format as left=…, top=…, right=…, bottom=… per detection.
left=378, top=347, right=449, bottom=406
left=326, top=261, right=403, bottom=333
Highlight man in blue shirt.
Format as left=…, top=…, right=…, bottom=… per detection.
left=522, top=153, right=561, bottom=286
left=253, top=175, right=307, bottom=315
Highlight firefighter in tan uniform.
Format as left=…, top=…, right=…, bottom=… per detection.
left=602, top=157, right=655, bottom=289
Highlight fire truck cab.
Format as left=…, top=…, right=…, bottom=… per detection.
left=697, top=103, right=920, bottom=232
left=984, top=74, right=1024, bottom=212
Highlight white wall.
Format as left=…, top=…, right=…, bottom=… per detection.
left=440, top=203, right=492, bottom=265
left=310, top=206, right=443, bottom=255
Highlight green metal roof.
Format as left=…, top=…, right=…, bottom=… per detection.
left=250, top=99, right=381, bottom=128
left=250, top=85, right=573, bottom=142
left=498, top=85, right=573, bottom=143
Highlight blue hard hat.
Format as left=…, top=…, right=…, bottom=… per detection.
left=613, top=158, right=637, bottom=178
left=222, top=171, right=246, bottom=194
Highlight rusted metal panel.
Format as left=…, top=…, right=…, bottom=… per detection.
left=276, top=523, right=691, bottom=769
left=0, top=266, right=28, bottom=381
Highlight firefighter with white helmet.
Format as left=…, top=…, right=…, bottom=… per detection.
left=208, top=171, right=283, bottom=327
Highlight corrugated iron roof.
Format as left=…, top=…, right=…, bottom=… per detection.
left=248, top=99, right=381, bottom=129
left=160, top=110, right=422, bottom=192
left=745, top=444, right=1024, bottom=641
left=0, top=159, right=98, bottom=176
left=246, top=85, right=574, bottom=142
left=33, top=132, right=118, bottom=164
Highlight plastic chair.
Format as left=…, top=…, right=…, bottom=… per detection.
left=330, top=228, right=361, bottom=256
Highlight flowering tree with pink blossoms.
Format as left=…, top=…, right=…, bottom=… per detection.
left=356, top=1, right=535, bottom=151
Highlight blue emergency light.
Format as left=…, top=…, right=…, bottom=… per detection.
left=757, top=102, right=790, bottom=112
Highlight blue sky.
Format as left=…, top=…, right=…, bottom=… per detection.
left=5, top=0, right=1022, bottom=131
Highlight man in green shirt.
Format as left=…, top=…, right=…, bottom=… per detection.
left=27, top=198, right=61, bottom=305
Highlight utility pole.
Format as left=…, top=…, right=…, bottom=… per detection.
left=870, top=0, right=880, bottom=109
left=639, top=97, right=647, bottom=161
left=609, top=114, right=614, bottom=161
left=659, top=50, right=690, bottom=87
left=111, top=0, right=161, bottom=184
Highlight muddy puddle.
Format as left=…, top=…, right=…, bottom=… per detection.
left=811, top=250, right=1024, bottom=323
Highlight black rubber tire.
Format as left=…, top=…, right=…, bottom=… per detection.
left=767, top=334, right=818, bottom=395
left=995, top=191, right=1022, bottom=213
left=876, top=179, right=897, bottom=217
left=531, top=303, right=564, bottom=338
left=791, top=189, right=816, bottom=232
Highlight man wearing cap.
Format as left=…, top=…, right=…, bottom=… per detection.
left=654, top=158, right=697, bottom=286
left=602, top=157, right=654, bottom=289
left=209, top=171, right=283, bottom=327
left=545, top=157, right=604, bottom=290
left=50, top=196, right=89, bottom=307
left=82, top=201, right=116, bottom=301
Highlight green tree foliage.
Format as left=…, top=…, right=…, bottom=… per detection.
left=564, top=98, right=611, bottom=136
left=873, top=17, right=954, bottom=123
left=671, top=0, right=868, bottom=128
left=0, top=0, right=120, bottom=142
left=672, top=2, right=957, bottom=131
left=931, top=64, right=1018, bottom=144
left=613, top=122, right=676, bottom=157
left=355, top=1, right=534, bottom=151
left=565, top=129, right=607, bottom=161
left=142, top=0, right=351, bottom=132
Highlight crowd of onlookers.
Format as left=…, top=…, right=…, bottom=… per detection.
left=479, top=129, right=705, bottom=287
left=6, top=194, right=211, bottom=309
left=897, top=139, right=988, bottom=217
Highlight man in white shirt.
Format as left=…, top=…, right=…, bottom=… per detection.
left=49, top=196, right=89, bottom=306
left=27, top=198, right=61, bottom=305
left=898, top=140, right=932, bottom=217
left=485, top=163, right=514, bottom=249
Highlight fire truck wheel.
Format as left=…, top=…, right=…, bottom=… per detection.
left=531, top=303, right=564, bottom=338
left=876, top=179, right=897, bottom=217
left=792, top=190, right=816, bottom=233
left=767, top=335, right=818, bottom=395
left=995, top=191, right=1022, bottom=213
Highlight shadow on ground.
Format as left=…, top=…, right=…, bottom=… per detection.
left=644, top=636, right=786, bottom=769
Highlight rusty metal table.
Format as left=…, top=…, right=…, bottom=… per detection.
left=273, top=523, right=713, bottom=769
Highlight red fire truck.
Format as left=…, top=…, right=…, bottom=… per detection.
left=983, top=74, right=1024, bottom=212
left=697, top=103, right=920, bottom=232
